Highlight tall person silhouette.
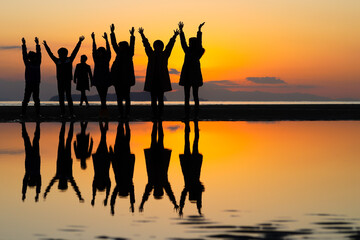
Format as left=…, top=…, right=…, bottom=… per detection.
left=178, top=22, right=205, bottom=119
left=91, top=121, right=111, bottom=206
left=178, top=120, right=204, bottom=216
left=73, top=121, right=93, bottom=170
left=91, top=32, right=111, bottom=117
left=138, top=27, right=179, bottom=120
left=74, top=55, right=93, bottom=107
left=109, top=121, right=135, bottom=214
left=139, top=121, right=178, bottom=212
left=43, top=36, right=85, bottom=118
left=110, top=24, right=136, bottom=119
left=21, top=37, right=41, bottom=118
left=44, top=122, right=84, bottom=202
left=21, top=122, right=41, bottom=202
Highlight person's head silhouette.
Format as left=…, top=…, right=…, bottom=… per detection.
left=154, top=186, right=164, bottom=199
left=58, top=178, right=68, bottom=190
left=96, top=47, right=106, bottom=56
left=57, top=47, right=68, bottom=60
left=80, top=54, right=87, bottom=63
left=189, top=37, right=198, bottom=49
left=27, top=51, right=37, bottom=63
left=153, top=40, right=164, bottom=52
left=119, top=41, right=129, bottom=51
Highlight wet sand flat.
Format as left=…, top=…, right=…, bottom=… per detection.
left=0, top=104, right=360, bottom=121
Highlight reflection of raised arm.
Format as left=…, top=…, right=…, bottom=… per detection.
left=110, top=186, right=118, bottom=215
left=35, top=37, right=41, bottom=64
left=110, top=24, right=120, bottom=53
left=164, top=183, right=179, bottom=211
left=44, top=177, right=57, bottom=199
left=138, top=27, right=152, bottom=56
left=164, top=29, right=179, bottom=58
left=178, top=21, right=188, bottom=51
left=70, top=36, right=84, bottom=62
left=43, top=40, right=58, bottom=63
left=103, top=32, right=111, bottom=60
left=70, top=178, right=84, bottom=202
left=21, top=38, right=28, bottom=63
left=139, top=184, right=153, bottom=212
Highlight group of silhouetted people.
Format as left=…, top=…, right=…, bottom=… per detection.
left=21, top=120, right=204, bottom=216
left=21, top=22, right=205, bottom=120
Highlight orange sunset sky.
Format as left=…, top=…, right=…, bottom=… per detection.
left=0, top=0, right=359, bottom=100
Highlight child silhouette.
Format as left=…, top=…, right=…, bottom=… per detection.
left=178, top=22, right=205, bottom=119
left=138, top=27, right=179, bottom=119
left=43, top=36, right=85, bottom=118
left=110, top=24, right=136, bottom=119
left=74, top=55, right=93, bottom=107
left=21, top=37, right=41, bottom=118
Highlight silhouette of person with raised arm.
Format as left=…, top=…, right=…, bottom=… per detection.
left=91, top=121, right=111, bottom=206
left=109, top=121, right=135, bottom=215
left=43, top=36, right=84, bottom=118
left=138, top=27, right=179, bottom=119
left=178, top=22, right=205, bottom=119
left=74, top=55, right=93, bottom=107
left=179, top=120, right=204, bottom=216
left=73, top=121, right=93, bottom=170
left=110, top=24, right=136, bottom=120
left=139, top=121, right=178, bottom=212
left=21, top=122, right=41, bottom=202
left=21, top=37, right=41, bottom=118
left=91, top=32, right=111, bottom=117
left=44, top=122, right=84, bottom=202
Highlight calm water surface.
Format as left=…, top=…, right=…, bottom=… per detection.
left=0, top=121, right=359, bottom=240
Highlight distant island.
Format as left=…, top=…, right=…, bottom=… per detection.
left=49, top=92, right=166, bottom=101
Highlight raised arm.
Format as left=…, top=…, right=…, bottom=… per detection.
left=91, top=32, right=97, bottom=59
left=178, top=21, right=188, bottom=52
left=110, top=24, right=120, bottom=53
left=164, top=29, right=179, bottom=58
left=69, top=36, right=85, bottom=62
left=43, top=40, right=58, bottom=63
left=129, top=27, right=135, bottom=56
left=138, top=27, right=153, bottom=56
left=197, top=22, right=205, bottom=47
left=21, top=38, right=28, bottom=64
left=35, top=37, right=41, bottom=64
left=103, top=32, right=111, bottom=60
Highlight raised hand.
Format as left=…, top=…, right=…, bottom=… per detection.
left=110, top=24, right=115, bottom=33
left=173, top=29, right=180, bottom=37
left=22, top=38, right=26, bottom=45
left=34, top=37, right=39, bottom=45
left=129, top=27, right=135, bottom=36
left=42, top=40, right=47, bottom=46
left=198, top=22, right=205, bottom=31
left=138, top=27, right=144, bottom=35
left=102, top=32, right=108, bottom=40
left=178, top=21, right=184, bottom=31
left=91, top=32, right=95, bottom=40
left=79, top=35, right=85, bottom=42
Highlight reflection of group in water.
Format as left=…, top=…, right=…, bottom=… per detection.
left=20, top=120, right=204, bottom=216
left=20, top=22, right=205, bottom=120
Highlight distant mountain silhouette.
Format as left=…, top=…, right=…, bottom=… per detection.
left=49, top=92, right=167, bottom=101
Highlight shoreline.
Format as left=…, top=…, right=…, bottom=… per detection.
left=0, top=104, right=360, bottom=122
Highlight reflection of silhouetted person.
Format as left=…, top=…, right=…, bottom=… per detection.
left=44, top=122, right=84, bottom=202
left=74, top=55, right=93, bottom=107
left=73, top=121, right=93, bottom=170
left=91, top=121, right=111, bottom=206
left=110, top=24, right=136, bottom=119
left=21, top=37, right=41, bottom=118
left=179, top=120, right=204, bottom=216
left=178, top=22, right=205, bottom=119
left=138, top=27, right=179, bottom=119
left=139, top=121, right=178, bottom=212
left=43, top=36, right=85, bottom=118
left=91, top=32, right=111, bottom=116
left=109, top=121, right=135, bottom=215
left=21, top=122, right=41, bottom=202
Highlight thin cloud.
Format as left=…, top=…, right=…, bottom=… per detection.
left=169, top=68, right=180, bottom=75
left=0, top=149, right=23, bottom=155
left=0, top=46, right=21, bottom=50
left=246, top=77, right=286, bottom=84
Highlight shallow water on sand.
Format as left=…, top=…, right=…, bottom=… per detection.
left=0, top=121, right=359, bottom=240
